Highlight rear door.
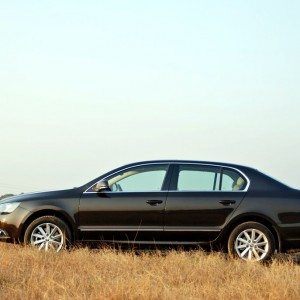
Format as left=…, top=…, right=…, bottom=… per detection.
left=164, top=163, right=248, bottom=242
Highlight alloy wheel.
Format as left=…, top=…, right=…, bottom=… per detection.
left=30, top=222, right=64, bottom=252
left=234, top=228, right=269, bottom=261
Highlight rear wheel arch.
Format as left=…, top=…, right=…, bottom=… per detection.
left=20, top=209, right=75, bottom=243
left=221, top=214, right=281, bottom=252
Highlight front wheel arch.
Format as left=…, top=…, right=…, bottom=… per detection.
left=20, top=210, right=75, bottom=243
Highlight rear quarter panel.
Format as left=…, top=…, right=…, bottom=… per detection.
left=227, top=189, right=300, bottom=248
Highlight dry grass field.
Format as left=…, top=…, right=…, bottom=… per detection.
left=0, top=243, right=300, bottom=300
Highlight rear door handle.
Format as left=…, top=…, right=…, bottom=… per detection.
left=146, top=200, right=163, bottom=206
left=219, top=200, right=236, bottom=206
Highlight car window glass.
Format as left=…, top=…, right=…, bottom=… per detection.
left=221, top=174, right=235, bottom=191
left=177, top=165, right=221, bottom=191
left=175, top=165, right=247, bottom=191
left=222, top=169, right=246, bottom=191
left=107, top=165, right=168, bottom=192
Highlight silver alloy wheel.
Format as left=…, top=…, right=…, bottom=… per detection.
left=234, top=228, right=269, bottom=261
left=30, top=222, right=64, bottom=252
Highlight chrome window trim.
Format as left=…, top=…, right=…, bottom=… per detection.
left=167, top=190, right=246, bottom=193
left=84, top=162, right=170, bottom=194
left=83, top=162, right=250, bottom=194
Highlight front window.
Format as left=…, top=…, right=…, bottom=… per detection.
left=106, top=164, right=169, bottom=192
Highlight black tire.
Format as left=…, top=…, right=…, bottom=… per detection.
left=228, top=221, right=275, bottom=261
left=24, top=215, right=71, bottom=252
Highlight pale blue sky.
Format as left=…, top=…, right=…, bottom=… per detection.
left=0, top=1, right=299, bottom=194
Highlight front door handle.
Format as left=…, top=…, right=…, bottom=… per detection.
left=146, top=200, right=163, bottom=206
left=219, top=200, right=236, bottom=206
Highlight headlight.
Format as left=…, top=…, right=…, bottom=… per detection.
left=0, top=202, right=20, bottom=214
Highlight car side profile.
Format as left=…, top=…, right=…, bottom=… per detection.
left=0, top=160, right=300, bottom=261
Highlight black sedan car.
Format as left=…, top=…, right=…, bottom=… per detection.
left=0, top=160, right=299, bottom=261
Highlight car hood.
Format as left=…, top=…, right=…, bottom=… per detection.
left=0, top=189, right=79, bottom=204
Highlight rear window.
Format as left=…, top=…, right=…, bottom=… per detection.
left=175, top=165, right=247, bottom=191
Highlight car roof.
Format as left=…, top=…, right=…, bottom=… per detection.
left=121, top=160, right=254, bottom=170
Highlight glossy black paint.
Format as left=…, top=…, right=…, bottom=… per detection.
left=79, top=191, right=167, bottom=241
left=0, top=160, right=300, bottom=251
left=164, top=191, right=245, bottom=242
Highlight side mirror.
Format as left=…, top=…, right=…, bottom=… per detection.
left=93, top=180, right=111, bottom=192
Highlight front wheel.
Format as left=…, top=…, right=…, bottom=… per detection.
left=24, top=216, right=71, bottom=252
left=228, top=222, right=275, bottom=261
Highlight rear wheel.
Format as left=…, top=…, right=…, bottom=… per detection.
left=24, top=216, right=71, bottom=252
left=228, top=222, right=275, bottom=261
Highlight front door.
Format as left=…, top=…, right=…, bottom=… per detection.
left=164, top=164, right=247, bottom=242
left=79, top=163, right=171, bottom=243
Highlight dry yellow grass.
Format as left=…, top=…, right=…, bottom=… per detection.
left=0, top=243, right=299, bottom=300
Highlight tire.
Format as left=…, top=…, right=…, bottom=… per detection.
left=228, top=221, right=275, bottom=262
left=24, top=215, right=71, bottom=252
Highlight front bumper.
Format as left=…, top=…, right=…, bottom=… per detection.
left=0, top=206, right=31, bottom=242
left=0, top=228, right=9, bottom=238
